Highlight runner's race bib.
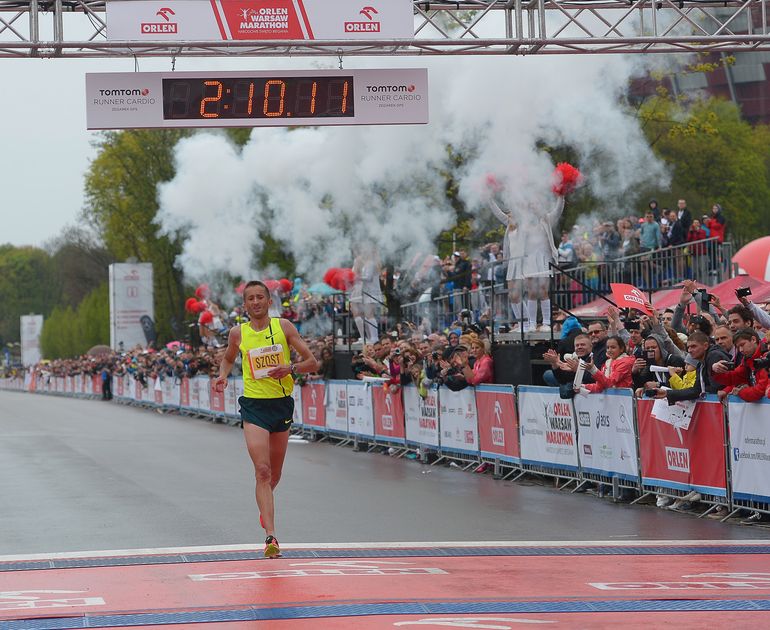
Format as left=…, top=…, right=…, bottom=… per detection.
left=247, top=344, right=285, bottom=379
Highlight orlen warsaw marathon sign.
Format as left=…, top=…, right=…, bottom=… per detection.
left=106, top=0, right=415, bottom=41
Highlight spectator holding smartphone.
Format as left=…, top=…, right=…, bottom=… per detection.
left=713, top=328, right=770, bottom=402
left=576, top=335, right=635, bottom=393
left=734, top=287, right=770, bottom=330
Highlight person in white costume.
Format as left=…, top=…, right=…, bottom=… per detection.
left=488, top=194, right=564, bottom=332
left=350, top=246, right=383, bottom=343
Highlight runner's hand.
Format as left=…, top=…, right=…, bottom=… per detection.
left=213, top=376, right=228, bottom=392
left=268, top=365, right=293, bottom=379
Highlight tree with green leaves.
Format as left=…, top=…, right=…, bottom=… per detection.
left=84, top=130, right=191, bottom=342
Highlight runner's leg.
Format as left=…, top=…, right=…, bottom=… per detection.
left=243, top=423, right=278, bottom=536
left=269, top=429, right=290, bottom=491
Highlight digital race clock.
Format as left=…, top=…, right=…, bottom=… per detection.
left=86, top=69, right=428, bottom=129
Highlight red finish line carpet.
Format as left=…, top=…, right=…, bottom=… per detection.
left=1, top=541, right=770, bottom=629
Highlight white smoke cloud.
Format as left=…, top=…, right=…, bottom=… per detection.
left=158, top=30, right=670, bottom=284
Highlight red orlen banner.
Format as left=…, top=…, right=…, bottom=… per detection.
left=209, top=380, right=225, bottom=414
left=301, top=383, right=326, bottom=429
left=106, top=0, right=414, bottom=41
left=372, top=384, right=406, bottom=444
left=179, top=377, right=190, bottom=408
left=637, top=397, right=727, bottom=497
left=610, top=283, right=652, bottom=315
left=475, top=385, right=520, bottom=463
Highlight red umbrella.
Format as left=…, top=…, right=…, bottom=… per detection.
left=733, top=236, right=770, bottom=281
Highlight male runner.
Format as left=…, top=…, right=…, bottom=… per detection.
left=214, top=280, right=319, bottom=558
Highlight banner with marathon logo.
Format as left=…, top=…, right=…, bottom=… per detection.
left=518, top=385, right=578, bottom=471
left=106, top=0, right=414, bottom=41
left=637, top=396, right=727, bottom=497
left=573, top=388, right=639, bottom=481
left=325, top=380, right=349, bottom=434
left=403, top=385, right=439, bottom=448
left=727, top=398, right=770, bottom=503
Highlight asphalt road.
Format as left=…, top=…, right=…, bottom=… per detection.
left=1, top=390, right=767, bottom=555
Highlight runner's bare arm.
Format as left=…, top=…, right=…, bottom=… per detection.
left=267, top=319, right=320, bottom=379
left=214, top=326, right=241, bottom=391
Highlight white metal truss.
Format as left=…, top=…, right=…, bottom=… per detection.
left=1, top=0, right=770, bottom=57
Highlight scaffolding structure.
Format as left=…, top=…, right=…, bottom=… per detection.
left=1, top=0, right=770, bottom=57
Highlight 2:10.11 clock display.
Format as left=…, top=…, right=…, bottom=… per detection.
left=162, top=76, right=355, bottom=120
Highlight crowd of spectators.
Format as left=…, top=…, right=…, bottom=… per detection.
left=541, top=278, right=770, bottom=521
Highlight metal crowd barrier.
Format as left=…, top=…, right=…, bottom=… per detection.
left=2, top=373, right=768, bottom=520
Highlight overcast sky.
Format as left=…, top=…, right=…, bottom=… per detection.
left=0, top=16, right=341, bottom=248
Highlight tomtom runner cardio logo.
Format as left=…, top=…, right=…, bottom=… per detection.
left=366, top=84, right=416, bottom=93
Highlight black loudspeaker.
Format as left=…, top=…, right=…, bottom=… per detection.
left=492, top=343, right=533, bottom=386
left=333, top=351, right=356, bottom=380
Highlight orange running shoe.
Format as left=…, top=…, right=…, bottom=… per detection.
left=264, top=535, right=281, bottom=558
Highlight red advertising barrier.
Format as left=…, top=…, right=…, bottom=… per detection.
left=209, top=380, right=225, bottom=414
left=372, top=384, right=406, bottom=444
left=179, top=377, right=190, bottom=408
left=475, top=384, right=520, bottom=464
left=301, top=383, right=327, bottom=430
left=153, top=382, right=163, bottom=405
left=92, top=375, right=101, bottom=394
left=637, top=397, right=727, bottom=497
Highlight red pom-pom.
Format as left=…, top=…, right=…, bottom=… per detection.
left=184, top=297, right=198, bottom=313
left=199, top=310, right=213, bottom=325
left=234, top=282, right=246, bottom=295
left=552, top=162, right=583, bottom=196
left=328, top=268, right=355, bottom=291
left=279, top=278, right=293, bottom=293
left=485, top=173, right=504, bottom=194
left=323, top=268, right=340, bottom=287
left=263, top=279, right=280, bottom=291
left=195, top=283, right=210, bottom=299
left=193, top=300, right=207, bottom=313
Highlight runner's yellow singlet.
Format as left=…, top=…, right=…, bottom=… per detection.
left=240, top=319, right=293, bottom=399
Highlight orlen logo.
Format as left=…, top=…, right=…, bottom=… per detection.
left=141, top=7, right=178, bottom=34
left=622, top=287, right=647, bottom=308
left=666, top=446, right=690, bottom=473
left=345, top=6, right=380, bottom=32
left=365, top=84, right=416, bottom=93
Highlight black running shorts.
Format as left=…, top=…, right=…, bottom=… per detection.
left=238, top=395, right=294, bottom=433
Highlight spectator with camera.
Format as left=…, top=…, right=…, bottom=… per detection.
left=575, top=335, right=635, bottom=393
left=652, top=331, right=729, bottom=403
left=735, top=286, right=770, bottom=330
left=630, top=334, right=684, bottom=395
left=713, top=328, right=770, bottom=402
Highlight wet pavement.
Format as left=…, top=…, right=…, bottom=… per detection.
left=1, top=390, right=767, bottom=557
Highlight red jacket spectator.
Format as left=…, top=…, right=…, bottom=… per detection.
left=586, top=354, right=635, bottom=392
left=705, top=204, right=727, bottom=243
left=468, top=353, right=494, bottom=385
left=713, top=345, right=769, bottom=402
left=686, top=225, right=708, bottom=255
left=705, top=217, right=725, bottom=243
